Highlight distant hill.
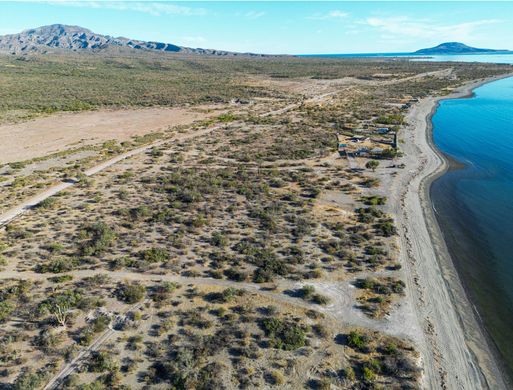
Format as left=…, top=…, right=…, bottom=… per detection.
left=415, top=42, right=510, bottom=55
left=0, top=24, right=263, bottom=56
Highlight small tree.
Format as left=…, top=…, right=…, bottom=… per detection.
left=365, top=160, right=379, bottom=172
left=51, top=302, right=71, bottom=327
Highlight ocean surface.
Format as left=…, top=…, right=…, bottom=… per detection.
left=431, top=76, right=513, bottom=379
left=303, top=52, right=513, bottom=64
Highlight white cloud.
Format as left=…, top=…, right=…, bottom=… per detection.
left=244, top=11, right=265, bottom=20
left=46, top=1, right=207, bottom=17
left=308, top=10, right=349, bottom=20
left=364, top=16, right=500, bottom=42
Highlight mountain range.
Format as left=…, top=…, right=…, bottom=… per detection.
left=415, top=42, right=510, bottom=55
left=0, top=24, right=262, bottom=56
left=0, top=26, right=510, bottom=57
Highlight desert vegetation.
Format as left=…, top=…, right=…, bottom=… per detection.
left=1, top=51, right=510, bottom=389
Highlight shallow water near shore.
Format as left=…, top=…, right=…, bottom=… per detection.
left=431, top=76, right=513, bottom=380
left=305, top=52, right=513, bottom=65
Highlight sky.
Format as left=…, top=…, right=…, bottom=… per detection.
left=0, top=1, right=512, bottom=54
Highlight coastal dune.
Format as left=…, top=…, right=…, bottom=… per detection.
left=394, top=77, right=511, bottom=389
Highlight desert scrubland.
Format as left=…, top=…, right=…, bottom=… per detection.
left=0, top=52, right=511, bottom=389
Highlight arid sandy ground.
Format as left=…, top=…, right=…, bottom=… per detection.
left=1, top=62, right=511, bottom=389
left=0, top=68, right=454, bottom=166
left=0, top=77, right=421, bottom=389
left=0, top=106, right=223, bottom=164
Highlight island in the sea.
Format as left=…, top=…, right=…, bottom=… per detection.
left=415, top=41, right=511, bottom=55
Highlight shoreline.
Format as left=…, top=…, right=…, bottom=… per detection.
left=421, top=73, right=513, bottom=388
left=395, top=73, right=513, bottom=389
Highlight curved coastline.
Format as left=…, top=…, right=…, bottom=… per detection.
left=418, top=73, right=513, bottom=389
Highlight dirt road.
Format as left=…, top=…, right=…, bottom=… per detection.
left=0, top=91, right=335, bottom=227
left=0, top=126, right=213, bottom=227
left=1, top=70, right=485, bottom=389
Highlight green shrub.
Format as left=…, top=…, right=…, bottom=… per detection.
left=46, top=242, right=64, bottom=253
left=35, top=257, right=78, bottom=273
left=88, top=351, right=116, bottom=373
left=341, top=366, right=356, bottom=381
left=79, top=328, right=94, bottom=346
left=311, top=293, right=330, bottom=305
left=128, top=205, right=152, bottom=221
left=48, top=274, right=73, bottom=283
left=13, top=368, right=48, bottom=390
left=376, top=114, right=404, bottom=125
left=298, top=285, right=315, bottom=300
left=224, top=267, right=248, bottom=282
left=362, top=366, right=376, bottom=383
left=361, top=195, right=387, bottom=206
left=261, top=317, right=306, bottom=350
left=34, top=329, right=63, bottom=353
left=217, top=113, right=238, bottom=122
left=150, top=147, right=163, bottom=158
left=365, top=160, right=379, bottom=172
left=376, top=219, right=397, bottom=237
left=139, top=247, right=169, bottom=263
left=79, top=222, right=116, bottom=256
left=91, top=315, right=111, bottom=333
left=384, top=342, right=398, bottom=355
left=38, top=290, right=82, bottom=318
left=205, top=287, right=243, bottom=303
left=0, top=301, right=15, bottom=322
left=151, top=282, right=178, bottom=302
left=9, top=161, right=27, bottom=170
left=210, top=231, right=228, bottom=247
left=116, top=283, right=146, bottom=304
left=347, top=330, right=367, bottom=351
left=248, top=248, right=289, bottom=279
left=37, top=196, right=58, bottom=209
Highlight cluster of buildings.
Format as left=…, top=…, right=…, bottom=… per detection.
left=337, top=127, right=397, bottom=158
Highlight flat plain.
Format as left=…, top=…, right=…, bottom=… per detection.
left=0, top=52, right=511, bottom=390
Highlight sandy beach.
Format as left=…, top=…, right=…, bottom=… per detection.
left=393, top=74, right=513, bottom=389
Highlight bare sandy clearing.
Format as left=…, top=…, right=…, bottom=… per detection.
left=243, top=69, right=454, bottom=98
left=0, top=106, right=220, bottom=164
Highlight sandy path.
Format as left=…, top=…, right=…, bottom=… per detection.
left=0, top=69, right=452, bottom=166
left=0, top=267, right=401, bottom=389
left=0, top=107, right=218, bottom=164
left=0, top=266, right=414, bottom=340
left=0, top=91, right=334, bottom=227
left=390, top=76, right=511, bottom=390
left=0, top=125, right=217, bottom=227
left=1, top=71, right=501, bottom=388
left=42, top=298, right=148, bottom=390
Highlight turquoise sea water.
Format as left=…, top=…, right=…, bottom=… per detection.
left=414, top=53, right=513, bottom=64
left=304, top=52, right=513, bottom=64
left=431, top=76, right=513, bottom=379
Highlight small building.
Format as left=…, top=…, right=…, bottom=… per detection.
left=377, top=127, right=390, bottom=134
left=338, top=143, right=347, bottom=156
left=349, top=136, right=370, bottom=143
left=355, top=147, right=370, bottom=157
